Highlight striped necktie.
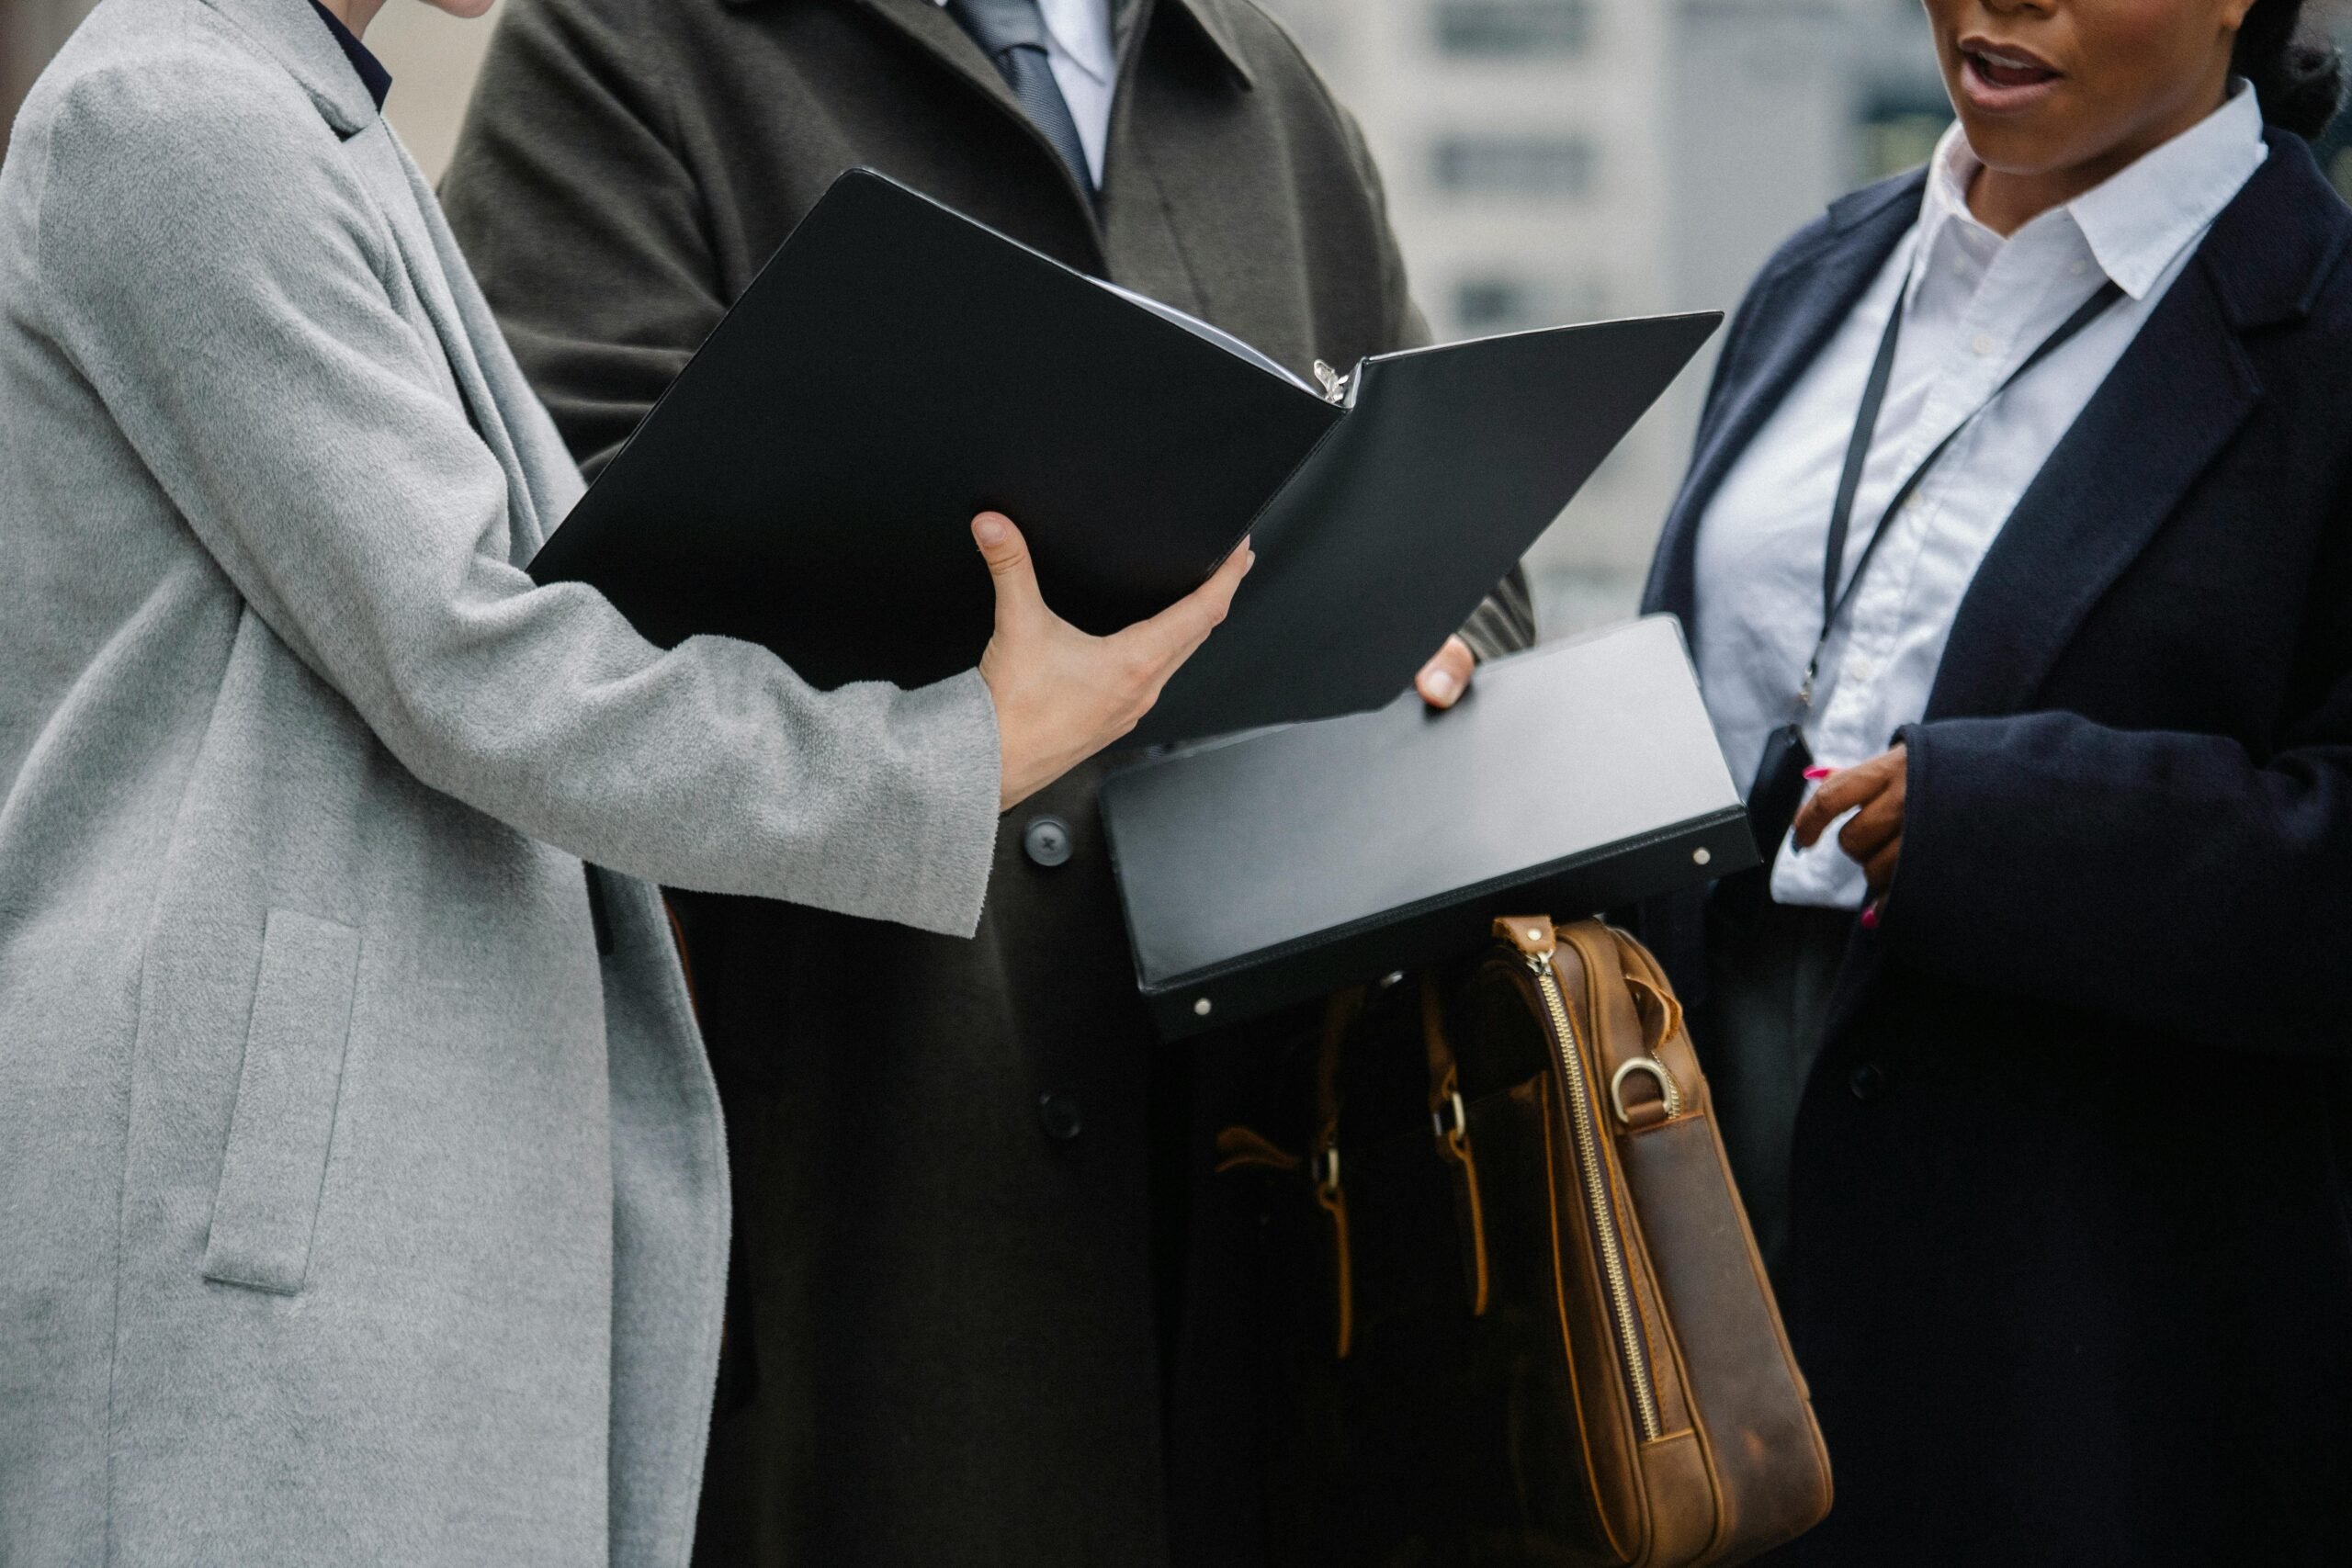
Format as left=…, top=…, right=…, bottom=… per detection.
left=946, top=0, right=1096, bottom=192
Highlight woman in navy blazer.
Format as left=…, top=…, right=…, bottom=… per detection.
left=1645, top=1, right=2352, bottom=1561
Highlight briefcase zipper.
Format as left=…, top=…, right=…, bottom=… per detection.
left=1525, top=951, right=1663, bottom=1443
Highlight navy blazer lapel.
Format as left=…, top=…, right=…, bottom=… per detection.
left=1644, top=173, right=1926, bottom=631
left=1923, top=132, right=2342, bottom=720
left=1923, top=264, right=2259, bottom=719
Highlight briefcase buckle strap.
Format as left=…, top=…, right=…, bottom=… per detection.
left=1431, top=1090, right=1468, bottom=1141
left=1609, top=1056, right=1682, bottom=1130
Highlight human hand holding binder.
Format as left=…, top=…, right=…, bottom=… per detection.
left=1415, top=635, right=1478, bottom=710
left=526, top=170, right=1721, bottom=747
left=974, top=513, right=1256, bottom=810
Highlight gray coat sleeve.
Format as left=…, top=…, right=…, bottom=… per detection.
left=33, top=68, right=1002, bottom=936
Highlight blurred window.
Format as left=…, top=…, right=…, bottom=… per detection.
left=1856, top=88, right=1954, bottom=183
left=1453, top=275, right=1605, bottom=332
left=1431, top=134, right=1596, bottom=196
left=1455, top=278, right=1538, bottom=329
left=1433, top=0, right=1593, bottom=55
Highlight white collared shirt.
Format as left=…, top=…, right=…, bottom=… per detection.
left=1690, top=85, right=2267, bottom=909
left=935, top=0, right=1118, bottom=187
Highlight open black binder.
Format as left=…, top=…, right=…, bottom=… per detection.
left=529, top=169, right=1720, bottom=744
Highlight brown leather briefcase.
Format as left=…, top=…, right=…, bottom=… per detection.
left=1217, top=916, right=1832, bottom=1566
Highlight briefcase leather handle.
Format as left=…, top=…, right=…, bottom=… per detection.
left=1421, top=976, right=1490, bottom=1318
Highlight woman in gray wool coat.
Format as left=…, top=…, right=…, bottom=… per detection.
left=0, top=0, right=1250, bottom=1562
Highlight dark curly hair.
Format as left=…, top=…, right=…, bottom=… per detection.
left=2233, top=0, right=2348, bottom=140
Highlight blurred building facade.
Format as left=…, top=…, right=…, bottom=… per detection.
left=1258, top=0, right=1949, bottom=631
left=1263, top=0, right=2352, bottom=631
left=8, top=0, right=2352, bottom=635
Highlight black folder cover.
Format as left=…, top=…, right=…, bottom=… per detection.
left=1099, top=617, right=1760, bottom=1039
left=528, top=169, right=1720, bottom=741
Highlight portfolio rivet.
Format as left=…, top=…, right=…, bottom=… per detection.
left=1193, top=997, right=1213, bottom=1017
left=1693, top=847, right=1713, bottom=866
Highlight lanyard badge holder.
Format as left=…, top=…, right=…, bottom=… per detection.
left=1742, top=275, right=2125, bottom=863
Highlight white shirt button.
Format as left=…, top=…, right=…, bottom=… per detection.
left=2070, top=260, right=2090, bottom=276
left=1971, top=332, right=1996, bottom=356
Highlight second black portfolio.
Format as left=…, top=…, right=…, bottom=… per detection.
left=1100, top=617, right=1760, bottom=1039
left=528, top=167, right=1721, bottom=744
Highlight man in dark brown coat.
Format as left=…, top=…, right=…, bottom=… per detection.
left=441, top=3, right=1533, bottom=1562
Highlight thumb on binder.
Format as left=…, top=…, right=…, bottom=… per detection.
left=975, top=512, right=1257, bottom=811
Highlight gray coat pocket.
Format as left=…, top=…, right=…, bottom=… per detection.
left=201, top=908, right=362, bottom=1294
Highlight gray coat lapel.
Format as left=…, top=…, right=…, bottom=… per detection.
left=198, top=0, right=374, bottom=135
left=344, top=127, right=558, bottom=559
left=197, top=0, right=571, bottom=562
left=388, top=135, right=587, bottom=551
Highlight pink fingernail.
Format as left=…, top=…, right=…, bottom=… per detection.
left=1803, top=766, right=1834, bottom=781
left=1860, top=906, right=1881, bottom=931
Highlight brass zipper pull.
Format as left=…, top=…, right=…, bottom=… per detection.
left=1520, top=935, right=1664, bottom=1443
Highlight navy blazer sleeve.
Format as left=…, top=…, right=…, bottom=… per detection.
left=1885, top=459, right=2352, bottom=1057
left=1891, top=654, right=2352, bottom=1058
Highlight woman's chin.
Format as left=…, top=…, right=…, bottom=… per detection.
left=1957, top=121, right=2087, bottom=190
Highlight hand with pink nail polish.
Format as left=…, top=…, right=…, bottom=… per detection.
left=1792, top=742, right=1908, bottom=902
left=1804, top=765, right=1835, bottom=782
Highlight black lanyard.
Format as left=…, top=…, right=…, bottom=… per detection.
left=1790, top=272, right=2127, bottom=716
left=1737, top=268, right=2127, bottom=866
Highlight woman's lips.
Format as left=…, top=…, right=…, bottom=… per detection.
left=1958, top=39, right=2064, bottom=111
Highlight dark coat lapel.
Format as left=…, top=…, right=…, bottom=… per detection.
left=1152, top=0, right=1256, bottom=85
left=1925, top=131, right=2340, bottom=719
left=842, top=0, right=1251, bottom=140
left=1643, top=173, right=1926, bottom=632
left=850, top=0, right=1064, bottom=155
left=839, top=0, right=1252, bottom=226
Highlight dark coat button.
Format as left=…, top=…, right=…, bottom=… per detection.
left=1023, top=815, right=1074, bottom=868
left=1849, top=1062, right=1888, bottom=1101
left=1038, top=1091, right=1084, bottom=1142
